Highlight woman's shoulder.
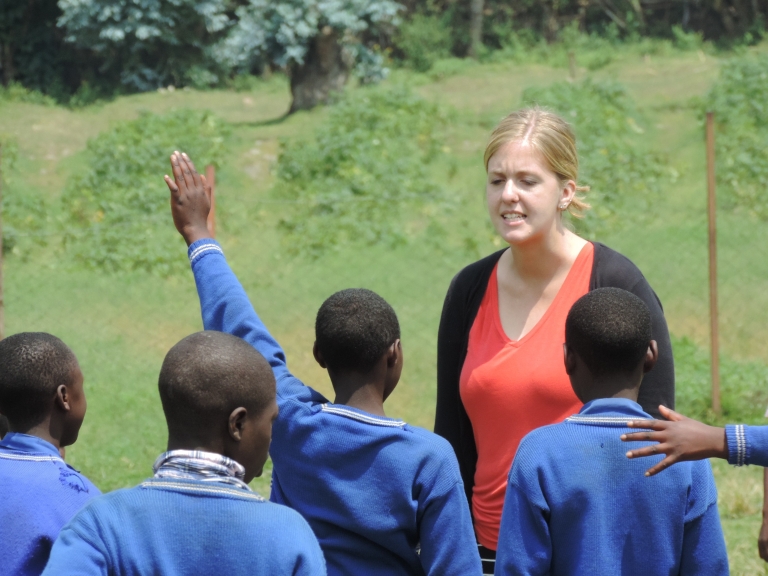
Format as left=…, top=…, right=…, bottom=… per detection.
left=590, top=242, right=649, bottom=291
left=450, top=249, right=507, bottom=289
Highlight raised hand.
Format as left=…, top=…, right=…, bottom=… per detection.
left=164, top=151, right=212, bottom=246
left=620, top=405, right=728, bottom=477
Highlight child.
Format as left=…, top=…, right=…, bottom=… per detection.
left=0, top=332, right=99, bottom=576
left=494, top=288, right=728, bottom=576
left=41, top=331, right=326, bottom=575
left=622, top=405, right=768, bottom=562
left=165, top=152, right=482, bottom=576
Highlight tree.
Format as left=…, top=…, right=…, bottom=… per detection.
left=218, top=0, right=402, bottom=113
left=58, top=0, right=233, bottom=92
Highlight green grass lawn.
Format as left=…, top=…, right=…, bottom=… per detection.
left=4, top=44, right=768, bottom=571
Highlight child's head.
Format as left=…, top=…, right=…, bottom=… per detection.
left=158, top=331, right=277, bottom=482
left=564, top=288, right=657, bottom=403
left=313, top=288, right=402, bottom=400
left=0, top=332, right=85, bottom=447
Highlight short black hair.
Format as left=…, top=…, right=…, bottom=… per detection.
left=565, top=288, right=652, bottom=376
left=315, top=289, right=400, bottom=373
left=158, top=331, right=275, bottom=440
left=0, top=332, right=80, bottom=430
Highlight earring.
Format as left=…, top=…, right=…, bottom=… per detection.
left=559, top=203, right=569, bottom=210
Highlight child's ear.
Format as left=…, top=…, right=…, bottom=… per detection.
left=228, top=407, right=248, bottom=442
left=55, top=385, right=72, bottom=412
left=387, top=339, right=402, bottom=368
left=312, top=342, right=327, bottom=369
left=643, top=340, right=659, bottom=374
left=563, top=343, right=577, bottom=375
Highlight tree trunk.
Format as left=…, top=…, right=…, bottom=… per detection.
left=289, top=28, right=351, bottom=114
left=468, top=0, right=484, bottom=59
left=1, top=43, right=15, bottom=87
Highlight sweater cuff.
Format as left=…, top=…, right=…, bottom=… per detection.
left=188, top=239, right=223, bottom=266
left=725, top=424, right=747, bottom=466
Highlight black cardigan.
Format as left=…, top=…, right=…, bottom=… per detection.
left=434, top=242, right=675, bottom=508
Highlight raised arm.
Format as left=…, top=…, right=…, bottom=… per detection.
left=164, top=152, right=289, bottom=380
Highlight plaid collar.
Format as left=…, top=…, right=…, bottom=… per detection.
left=153, top=449, right=251, bottom=491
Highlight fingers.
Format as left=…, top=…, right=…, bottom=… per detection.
left=200, top=174, right=212, bottom=203
left=181, top=152, right=203, bottom=189
left=621, top=430, right=664, bottom=443
left=625, top=419, right=666, bottom=431
left=171, top=151, right=185, bottom=187
left=164, top=174, right=179, bottom=194
left=659, top=405, right=684, bottom=422
left=642, top=456, right=676, bottom=477
left=624, top=442, right=668, bottom=459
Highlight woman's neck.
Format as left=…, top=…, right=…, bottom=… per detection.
left=506, top=228, right=585, bottom=282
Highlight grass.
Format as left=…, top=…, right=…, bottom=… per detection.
left=3, top=43, right=768, bottom=571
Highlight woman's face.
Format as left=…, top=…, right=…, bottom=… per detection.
left=486, top=140, right=575, bottom=247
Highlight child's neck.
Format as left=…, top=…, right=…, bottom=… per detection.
left=332, top=378, right=386, bottom=417
left=579, top=374, right=641, bottom=405
left=19, top=417, right=61, bottom=450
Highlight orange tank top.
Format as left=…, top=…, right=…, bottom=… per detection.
left=460, top=242, right=594, bottom=549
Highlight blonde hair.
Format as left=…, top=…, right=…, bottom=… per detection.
left=483, top=107, right=590, bottom=218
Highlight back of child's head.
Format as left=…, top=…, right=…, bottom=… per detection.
left=158, top=331, right=275, bottom=440
left=0, top=332, right=79, bottom=431
left=565, top=288, right=651, bottom=377
left=315, top=288, right=400, bottom=373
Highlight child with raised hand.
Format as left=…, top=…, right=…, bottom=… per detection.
left=494, top=288, right=728, bottom=576
left=0, top=332, right=99, bottom=576
left=165, top=151, right=482, bottom=576
left=42, top=331, right=326, bottom=576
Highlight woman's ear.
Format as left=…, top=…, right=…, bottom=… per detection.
left=228, top=407, right=248, bottom=442
left=560, top=179, right=577, bottom=207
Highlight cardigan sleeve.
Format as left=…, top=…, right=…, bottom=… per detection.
left=591, top=244, right=675, bottom=419
left=435, top=270, right=479, bottom=505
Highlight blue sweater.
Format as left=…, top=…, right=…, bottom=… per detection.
left=0, top=432, right=100, bottom=576
left=726, top=423, right=768, bottom=467
left=188, top=239, right=482, bottom=576
left=40, top=477, right=326, bottom=575
left=495, top=399, right=728, bottom=576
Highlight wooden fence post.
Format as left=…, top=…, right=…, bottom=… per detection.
left=205, top=165, right=216, bottom=238
left=0, top=143, right=5, bottom=342
left=706, top=111, right=720, bottom=414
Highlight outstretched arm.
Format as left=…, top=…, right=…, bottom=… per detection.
left=620, top=406, right=727, bottom=476
left=164, top=152, right=289, bottom=380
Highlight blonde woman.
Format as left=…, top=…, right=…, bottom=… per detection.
left=434, top=108, right=674, bottom=574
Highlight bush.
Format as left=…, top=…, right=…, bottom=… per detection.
left=521, top=79, right=669, bottom=236
left=705, top=53, right=768, bottom=220
left=62, top=110, right=230, bottom=274
left=394, top=14, right=452, bottom=72
left=272, top=86, right=449, bottom=256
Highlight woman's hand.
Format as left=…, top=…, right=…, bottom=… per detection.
left=164, top=151, right=212, bottom=246
left=620, top=405, right=728, bottom=477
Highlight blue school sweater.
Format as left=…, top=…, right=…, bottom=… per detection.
left=0, top=432, right=100, bottom=576
left=495, top=399, right=728, bottom=576
left=726, top=423, right=768, bottom=467
left=40, top=477, right=326, bottom=576
left=188, top=239, right=482, bottom=576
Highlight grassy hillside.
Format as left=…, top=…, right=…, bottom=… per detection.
left=3, top=44, right=768, bottom=573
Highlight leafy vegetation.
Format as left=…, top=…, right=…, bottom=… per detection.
left=272, top=86, right=449, bottom=255
left=393, top=14, right=453, bottom=72
left=62, top=110, right=229, bottom=274
left=706, top=52, right=768, bottom=219
left=521, top=79, right=670, bottom=236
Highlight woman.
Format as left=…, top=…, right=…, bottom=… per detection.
left=434, top=108, right=674, bottom=574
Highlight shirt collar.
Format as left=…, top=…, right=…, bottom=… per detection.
left=565, top=398, right=651, bottom=426
left=152, top=449, right=251, bottom=491
left=0, top=432, right=61, bottom=458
